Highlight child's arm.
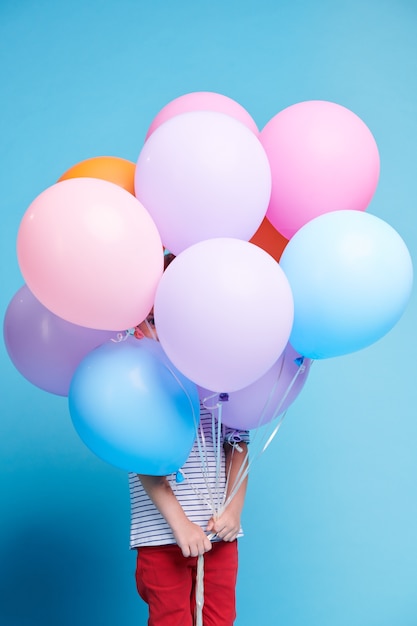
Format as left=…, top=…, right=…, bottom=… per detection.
left=206, top=442, right=249, bottom=542
left=138, top=474, right=213, bottom=557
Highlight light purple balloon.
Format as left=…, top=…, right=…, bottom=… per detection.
left=135, top=111, right=272, bottom=255
left=154, top=238, right=294, bottom=392
left=3, top=285, right=117, bottom=396
left=198, top=343, right=312, bottom=430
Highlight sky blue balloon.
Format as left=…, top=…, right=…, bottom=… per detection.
left=279, top=210, right=413, bottom=359
left=68, top=337, right=200, bottom=474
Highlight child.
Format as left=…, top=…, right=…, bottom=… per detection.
left=129, top=404, right=249, bottom=625
left=129, top=263, right=249, bottom=625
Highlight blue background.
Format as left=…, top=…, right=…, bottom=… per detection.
left=1, top=1, right=416, bottom=624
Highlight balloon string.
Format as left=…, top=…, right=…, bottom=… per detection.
left=193, top=359, right=309, bottom=625
left=162, top=348, right=310, bottom=624
left=221, top=357, right=311, bottom=514
left=195, top=419, right=217, bottom=513
left=222, top=416, right=284, bottom=514
left=214, top=403, right=223, bottom=513
left=198, top=394, right=234, bottom=516
left=143, top=318, right=158, bottom=341
left=110, top=328, right=135, bottom=342
left=203, top=350, right=296, bottom=507
left=195, top=554, right=205, bottom=626
left=218, top=358, right=287, bottom=513
left=194, top=401, right=225, bottom=626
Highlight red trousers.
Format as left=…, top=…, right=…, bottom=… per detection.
left=135, top=541, right=238, bottom=626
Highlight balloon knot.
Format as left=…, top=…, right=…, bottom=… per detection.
left=110, top=328, right=137, bottom=343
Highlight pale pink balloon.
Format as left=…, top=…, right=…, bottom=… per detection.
left=145, top=91, right=259, bottom=139
left=260, top=100, right=380, bottom=239
left=17, top=178, right=164, bottom=330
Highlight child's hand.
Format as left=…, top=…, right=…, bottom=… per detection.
left=173, top=519, right=213, bottom=558
left=207, top=509, right=240, bottom=543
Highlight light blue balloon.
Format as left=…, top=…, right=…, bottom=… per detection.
left=68, top=337, right=200, bottom=474
left=279, top=210, right=413, bottom=359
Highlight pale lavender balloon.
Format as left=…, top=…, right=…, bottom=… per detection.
left=136, top=111, right=271, bottom=255
left=3, top=285, right=117, bottom=396
left=154, top=238, right=294, bottom=393
left=198, top=343, right=312, bottom=430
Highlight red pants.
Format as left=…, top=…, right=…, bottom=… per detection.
left=135, top=541, right=238, bottom=626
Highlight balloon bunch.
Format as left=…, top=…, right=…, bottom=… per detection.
left=3, top=91, right=413, bottom=476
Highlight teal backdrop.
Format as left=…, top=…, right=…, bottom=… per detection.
left=1, top=1, right=416, bottom=624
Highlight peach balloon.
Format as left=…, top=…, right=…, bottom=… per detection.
left=17, top=178, right=163, bottom=330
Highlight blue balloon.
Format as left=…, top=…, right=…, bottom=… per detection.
left=69, top=337, right=200, bottom=474
left=280, top=210, right=413, bottom=359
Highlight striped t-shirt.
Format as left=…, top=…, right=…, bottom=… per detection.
left=129, top=404, right=249, bottom=548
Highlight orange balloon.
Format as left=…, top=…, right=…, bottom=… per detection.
left=250, top=217, right=289, bottom=262
left=58, top=156, right=136, bottom=195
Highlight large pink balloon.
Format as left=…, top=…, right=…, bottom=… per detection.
left=198, top=343, right=312, bottom=430
left=260, top=100, right=380, bottom=239
left=135, top=111, right=271, bottom=255
left=3, top=285, right=116, bottom=396
left=145, top=91, right=259, bottom=139
left=154, top=238, right=294, bottom=392
left=17, top=178, right=164, bottom=330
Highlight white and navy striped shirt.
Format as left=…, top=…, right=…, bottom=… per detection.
left=129, top=404, right=249, bottom=548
